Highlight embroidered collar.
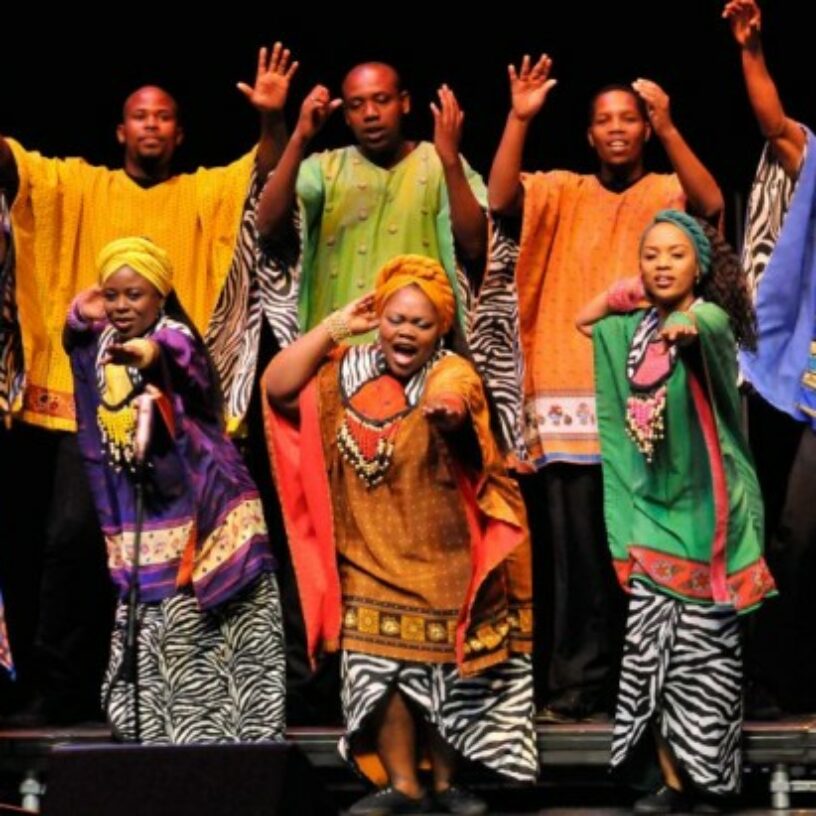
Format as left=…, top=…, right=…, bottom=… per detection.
left=336, top=343, right=450, bottom=488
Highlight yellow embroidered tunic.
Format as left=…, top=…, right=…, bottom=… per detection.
left=7, top=139, right=254, bottom=430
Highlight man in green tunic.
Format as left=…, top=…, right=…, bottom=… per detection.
left=257, top=62, right=487, bottom=331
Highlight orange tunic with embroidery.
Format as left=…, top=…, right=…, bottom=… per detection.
left=516, top=171, right=684, bottom=465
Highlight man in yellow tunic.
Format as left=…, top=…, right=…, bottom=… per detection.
left=485, top=54, right=724, bottom=722
left=0, top=45, right=295, bottom=724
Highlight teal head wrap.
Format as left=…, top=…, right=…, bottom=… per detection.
left=646, top=209, right=712, bottom=278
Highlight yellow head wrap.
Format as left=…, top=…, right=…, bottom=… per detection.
left=373, top=255, right=456, bottom=335
left=97, top=236, right=173, bottom=297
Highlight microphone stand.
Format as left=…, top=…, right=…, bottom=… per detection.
left=120, top=392, right=154, bottom=744
left=121, top=463, right=145, bottom=743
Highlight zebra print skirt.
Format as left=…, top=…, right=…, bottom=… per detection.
left=611, top=582, right=743, bottom=795
left=104, top=572, right=286, bottom=743
left=339, top=651, right=537, bottom=782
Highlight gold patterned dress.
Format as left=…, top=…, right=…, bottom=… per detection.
left=266, top=343, right=537, bottom=782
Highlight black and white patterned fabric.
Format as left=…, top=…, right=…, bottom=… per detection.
left=205, top=173, right=301, bottom=427
left=0, top=196, right=23, bottom=417
left=741, top=140, right=802, bottom=302
left=339, top=344, right=450, bottom=407
left=611, top=582, right=743, bottom=795
left=104, top=572, right=285, bottom=743
left=339, top=650, right=537, bottom=782
left=625, top=309, right=677, bottom=381
left=469, top=221, right=527, bottom=459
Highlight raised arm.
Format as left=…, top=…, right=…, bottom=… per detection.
left=488, top=55, right=557, bottom=216
left=723, top=0, right=805, bottom=178
left=264, top=294, right=377, bottom=419
left=63, top=286, right=106, bottom=351
left=256, top=85, right=342, bottom=242
left=632, top=79, right=724, bottom=219
left=431, top=85, right=486, bottom=260
left=237, top=42, right=299, bottom=180
left=576, top=276, right=645, bottom=337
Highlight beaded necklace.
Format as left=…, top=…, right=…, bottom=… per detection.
left=624, top=309, right=678, bottom=462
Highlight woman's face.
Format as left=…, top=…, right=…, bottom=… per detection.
left=640, top=222, right=698, bottom=314
left=378, top=284, right=441, bottom=379
left=102, top=265, right=164, bottom=339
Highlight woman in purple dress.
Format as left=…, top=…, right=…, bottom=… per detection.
left=64, top=236, right=284, bottom=743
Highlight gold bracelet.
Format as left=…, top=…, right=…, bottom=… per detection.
left=322, top=310, right=351, bottom=345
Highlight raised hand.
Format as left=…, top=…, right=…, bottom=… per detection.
left=431, top=85, right=464, bottom=167
left=237, top=42, right=299, bottom=114
left=423, top=393, right=467, bottom=432
left=607, top=276, right=647, bottom=313
left=723, top=0, right=761, bottom=48
left=660, top=321, right=698, bottom=347
left=75, top=286, right=107, bottom=322
left=294, top=85, right=342, bottom=142
left=632, top=78, right=673, bottom=137
left=101, top=338, right=160, bottom=369
left=508, top=54, right=557, bottom=122
left=339, top=293, right=379, bottom=337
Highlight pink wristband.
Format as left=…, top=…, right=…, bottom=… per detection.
left=607, top=277, right=646, bottom=313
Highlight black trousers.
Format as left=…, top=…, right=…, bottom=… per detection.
left=520, top=462, right=625, bottom=716
left=238, top=323, right=342, bottom=726
left=0, top=423, right=114, bottom=717
left=744, top=394, right=816, bottom=712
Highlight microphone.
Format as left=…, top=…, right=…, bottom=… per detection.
left=134, top=392, right=155, bottom=465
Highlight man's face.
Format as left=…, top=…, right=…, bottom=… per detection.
left=342, top=64, right=409, bottom=159
left=587, top=90, right=649, bottom=168
left=117, top=87, right=183, bottom=169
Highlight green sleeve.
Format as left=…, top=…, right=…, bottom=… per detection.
left=593, top=313, right=641, bottom=563
left=295, top=153, right=325, bottom=228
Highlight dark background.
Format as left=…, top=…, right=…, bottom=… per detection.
left=2, top=3, right=811, bottom=239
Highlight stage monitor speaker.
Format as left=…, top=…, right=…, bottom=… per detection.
left=41, top=741, right=337, bottom=816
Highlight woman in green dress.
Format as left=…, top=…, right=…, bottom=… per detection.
left=577, top=210, right=776, bottom=813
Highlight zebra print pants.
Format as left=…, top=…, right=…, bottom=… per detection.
left=611, top=582, right=743, bottom=795
left=339, top=651, right=537, bottom=782
left=103, top=572, right=286, bottom=743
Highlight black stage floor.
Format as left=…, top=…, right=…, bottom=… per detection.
left=1, top=719, right=815, bottom=813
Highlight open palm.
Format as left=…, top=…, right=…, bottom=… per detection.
left=509, top=54, right=557, bottom=122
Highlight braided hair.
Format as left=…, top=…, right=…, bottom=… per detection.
left=694, top=219, right=757, bottom=351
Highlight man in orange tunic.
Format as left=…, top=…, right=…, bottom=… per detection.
left=487, top=54, right=724, bottom=720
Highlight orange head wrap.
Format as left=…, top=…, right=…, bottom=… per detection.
left=373, top=255, right=456, bottom=334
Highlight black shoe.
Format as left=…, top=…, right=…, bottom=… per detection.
left=692, top=796, right=725, bottom=814
left=348, top=787, right=431, bottom=816
left=434, top=786, right=488, bottom=815
left=633, top=785, right=691, bottom=814
left=535, top=705, right=578, bottom=724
